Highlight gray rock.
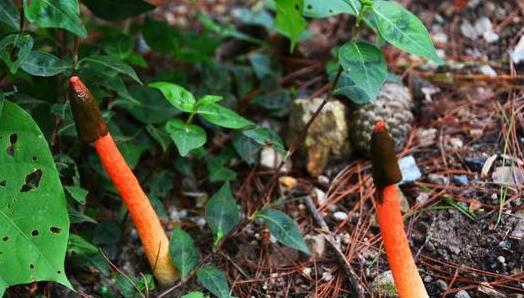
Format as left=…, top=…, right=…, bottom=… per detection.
left=428, top=173, right=450, bottom=185
left=453, top=175, right=469, bottom=186
left=304, top=234, right=326, bottom=258
left=455, top=290, right=472, bottom=298
left=399, top=155, right=422, bottom=184
left=370, top=271, right=399, bottom=297
left=287, top=97, right=351, bottom=177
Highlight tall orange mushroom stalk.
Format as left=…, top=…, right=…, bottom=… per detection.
left=370, top=120, right=429, bottom=298
left=69, top=76, right=179, bottom=285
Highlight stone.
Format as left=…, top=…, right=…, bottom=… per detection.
left=511, top=35, right=524, bottom=64
left=260, top=146, right=291, bottom=172
left=455, top=290, right=472, bottom=298
left=465, top=156, right=487, bottom=172
left=399, top=155, right=422, bottom=184
left=333, top=211, right=348, bottom=222
left=478, top=283, right=506, bottom=298
left=287, top=97, right=351, bottom=177
left=428, top=173, right=449, bottom=185
left=510, top=211, right=524, bottom=240
left=304, top=234, right=326, bottom=258
left=492, top=167, right=524, bottom=185
left=370, top=271, right=399, bottom=297
left=480, top=65, right=497, bottom=77
left=453, top=175, right=469, bottom=185
left=416, top=128, right=437, bottom=147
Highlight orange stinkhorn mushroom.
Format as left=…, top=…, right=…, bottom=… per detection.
left=370, top=120, right=429, bottom=298
left=69, top=76, right=179, bottom=285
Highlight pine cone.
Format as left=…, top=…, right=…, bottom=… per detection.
left=349, top=83, right=414, bottom=156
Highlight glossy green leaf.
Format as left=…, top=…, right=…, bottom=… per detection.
left=196, top=95, right=223, bottom=108
left=67, top=234, right=98, bottom=255
left=196, top=266, right=230, bottom=298
left=21, top=51, right=72, bottom=77
left=169, top=227, right=200, bottom=277
left=79, top=55, right=141, bottom=83
left=23, top=0, right=86, bottom=37
left=303, top=0, right=359, bottom=17
left=0, top=101, right=71, bottom=294
left=242, top=128, right=286, bottom=155
left=181, top=292, right=208, bottom=298
left=366, top=0, right=442, bottom=63
left=149, top=82, right=196, bottom=113
left=81, top=0, right=154, bottom=21
left=0, top=0, right=20, bottom=30
left=0, top=34, right=33, bottom=74
left=207, top=158, right=237, bottom=182
left=165, top=119, right=206, bottom=156
left=64, top=185, right=88, bottom=205
left=205, top=183, right=240, bottom=242
left=275, top=0, right=307, bottom=51
left=115, top=85, right=180, bottom=124
left=338, top=41, right=387, bottom=102
left=256, top=209, right=310, bottom=254
left=232, top=132, right=260, bottom=165
left=196, top=104, right=253, bottom=129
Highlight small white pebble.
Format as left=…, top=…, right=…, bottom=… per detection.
left=497, top=256, right=506, bottom=264
left=302, top=267, right=312, bottom=277
left=333, top=211, right=348, bottom=221
left=322, top=271, right=333, bottom=282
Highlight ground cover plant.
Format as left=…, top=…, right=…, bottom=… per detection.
left=0, top=0, right=523, bottom=297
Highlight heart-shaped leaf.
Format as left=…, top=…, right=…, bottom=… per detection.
left=275, top=0, right=307, bottom=51
left=205, top=183, right=240, bottom=243
left=165, top=119, right=206, bottom=156
left=169, top=227, right=200, bottom=277
left=256, top=209, right=310, bottom=254
left=0, top=34, right=33, bottom=74
left=338, top=41, right=387, bottom=102
left=0, top=101, right=71, bottom=295
left=150, top=82, right=196, bottom=113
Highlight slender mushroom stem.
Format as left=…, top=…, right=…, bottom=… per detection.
left=69, top=76, right=179, bottom=285
left=370, top=120, right=429, bottom=298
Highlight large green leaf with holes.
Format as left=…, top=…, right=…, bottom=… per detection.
left=303, top=0, right=359, bottom=17
left=0, top=101, right=71, bottom=295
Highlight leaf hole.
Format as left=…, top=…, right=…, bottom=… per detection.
left=31, top=230, right=39, bottom=237
left=32, top=156, right=37, bottom=161
left=6, top=133, right=17, bottom=156
left=2, top=236, right=9, bottom=241
left=20, top=169, right=43, bottom=192
left=0, top=180, right=5, bottom=187
left=329, top=9, right=333, bottom=13
left=307, top=4, right=312, bottom=10
left=29, top=264, right=34, bottom=270
left=294, top=4, right=300, bottom=11
left=57, top=270, right=62, bottom=274
left=50, top=226, right=62, bottom=234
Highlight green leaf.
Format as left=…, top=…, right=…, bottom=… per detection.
left=23, top=0, right=87, bottom=37
left=196, top=95, right=223, bottom=108
left=205, top=183, right=240, bottom=242
left=196, top=266, right=230, bottom=298
left=0, top=101, right=71, bottom=293
left=338, top=41, right=387, bottom=102
left=0, top=34, right=33, bottom=74
left=366, top=0, right=442, bottom=63
left=145, top=124, right=171, bottom=153
left=303, top=0, right=359, bottom=17
left=196, top=103, right=253, bottom=129
left=149, top=82, right=196, bottom=113
left=207, top=158, right=236, bottom=182
left=232, top=132, right=260, bottom=165
left=81, top=0, right=154, bottom=21
left=67, top=234, right=98, bottom=255
left=275, top=0, right=307, bottom=51
left=64, top=185, right=88, bottom=205
left=165, top=119, right=206, bottom=156
left=241, top=128, right=286, bottom=155
left=115, top=85, right=180, bottom=124
left=0, top=0, right=20, bottom=30
left=181, top=292, right=209, bottom=298
left=79, top=55, right=141, bottom=83
left=142, top=17, right=177, bottom=54
left=21, top=51, right=72, bottom=77
left=256, top=209, right=310, bottom=254
left=169, top=227, right=200, bottom=278
left=0, top=91, right=4, bottom=116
